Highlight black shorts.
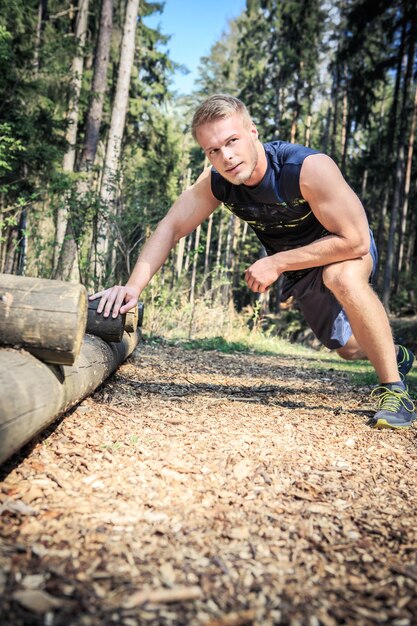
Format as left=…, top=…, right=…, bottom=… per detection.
left=281, top=231, right=378, bottom=350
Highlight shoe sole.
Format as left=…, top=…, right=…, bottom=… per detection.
left=374, top=418, right=416, bottom=429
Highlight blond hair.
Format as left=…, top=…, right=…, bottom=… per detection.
left=191, top=94, right=252, bottom=139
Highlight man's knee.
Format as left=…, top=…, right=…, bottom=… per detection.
left=323, top=263, right=366, bottom=300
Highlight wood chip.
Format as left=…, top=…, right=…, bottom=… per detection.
left=2, top=341, right=417, bottom=625
left=12, top=590, right=67, bottom=613
left=123, top=586, right=203, bottom=608
left=203, top=608, right=258, bottom=625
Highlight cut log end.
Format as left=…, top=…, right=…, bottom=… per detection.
left=0, top=274, right=88, bottom=365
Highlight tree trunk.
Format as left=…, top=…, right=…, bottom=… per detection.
left=222, top=212, right=235, bottom=307
left=16, top=207, right=27, bottom=275
left=204, top=213, right=213, bottom=277
left=374, top=193, right=389, bottom=288
left=377, top=10, right=407, bottom=288
left=304, top=89, right=313, bottom=147
left=340, top=71, right=349, bottom=173
left=189, top=224, right=201, bottom=306
left=183, top=232, right=193, bottom=275
left=3, top=225, right=19, bottom=274
left=33, top=0, right=48, bottom=75
left=175, top=167, right=192, bottom=280
left=176, top=236, right=186, bottom=279
left=96, top=0, right=140, bottom=285
left=54, top=0, right=114, bottom=282
left=215, top=211, right=224, bottom=282
left=361, top=168, right=368, bottom=200
left=290, top=85, right=299, bottom=144
left=395, top=79, right=417, bottom=290
left=404, top=184, right=417, bottom=279
left=81, top=0, right=114, bottom=170
left=382, top=12, right=416, bottom=310
left=330, top=61, right=340, bottom=159
left=55, top=0, right=90, bottom=267
left=340, top=110, right=351, bottom=175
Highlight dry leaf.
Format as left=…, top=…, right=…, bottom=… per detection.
left=12, top=590, right=66, bottom=613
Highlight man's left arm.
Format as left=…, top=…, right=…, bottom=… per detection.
left=245, top=154, right=371, bottom=293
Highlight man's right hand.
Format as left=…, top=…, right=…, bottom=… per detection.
left=89, top=285, right=140, bottom=318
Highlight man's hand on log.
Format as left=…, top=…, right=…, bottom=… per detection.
left=89, top=285, right=140, bottom=318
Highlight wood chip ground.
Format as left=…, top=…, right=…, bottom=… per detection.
left=1, top=340, right=416, bottom=625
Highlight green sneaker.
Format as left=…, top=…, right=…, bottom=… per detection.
left=371, top=382, right=416, bottom=429
left=397, top=345, right=415, bottom=380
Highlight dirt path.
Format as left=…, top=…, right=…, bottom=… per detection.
left=1, top=340, right=416, bottom=626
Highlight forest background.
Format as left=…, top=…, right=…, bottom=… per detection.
left=1, top=0, right=416, bottom=340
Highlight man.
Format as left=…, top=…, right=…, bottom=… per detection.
left=91, top=94, right=415, bottom=429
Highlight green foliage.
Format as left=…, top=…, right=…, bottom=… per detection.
left=195, top=18, right=240, bottom=97
left=0, top=123, right=26, bottom=178
left=0, top=0, right=71, bottom=216
left=115, top=105, right=186, bottom=283
left=237, top=0, right=327, bottom=141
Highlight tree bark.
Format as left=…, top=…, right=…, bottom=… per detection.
left=183, top=232, right=193, bottom=275
left=55, top=0, right=90, bottom=267
left=330, top=61, right=340, bottom=159
left=204, top=213, right=213, bottom=277
left=189, top=225, right=201, bottom=307
left=33, top=0, right=48, bottom=76
left=395, top=79, right=417, bottom=289
left=81, top=0, right=114, bottom=170
left=175, top=167, right=192, bottom=280
left=54, top=0, right=114, bottom=282
left=176, top=237, right=186, bottom=279
left=222, top=212, right=235, bottom=307
left=382, top=9, right=416, bottom=310
left=214, top=210, right=225, bottom=296
left=96, top=0, right=140, bottom=285
left=404, top=183, right=417, bottom=279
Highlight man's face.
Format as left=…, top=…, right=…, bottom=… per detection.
left=196, top=112, right=260, bottom=185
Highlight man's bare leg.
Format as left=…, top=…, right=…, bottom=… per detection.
left=337, top=334, right=401, bottom=364
left=322, top=254, right=399, bottom=383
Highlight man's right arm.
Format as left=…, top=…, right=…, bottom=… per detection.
left=90, top=167, right=219, bottom=317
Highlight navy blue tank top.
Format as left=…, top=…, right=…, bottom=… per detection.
left=211, top=141, right=329, bottom=265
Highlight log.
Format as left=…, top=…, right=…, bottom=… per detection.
left=86, top=302, right=143, bottom=341
left=0, top=331, right=139, bottom=465
left=87, top=299, right=126, bottom=342
left=137, top=302, right=145, bottom=329
left=125, top=304, right=139, bottom=333
left=0, top=274, right=87, bottom=365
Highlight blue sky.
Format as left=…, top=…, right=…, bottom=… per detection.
left=144, top=0, right=246, bottom=94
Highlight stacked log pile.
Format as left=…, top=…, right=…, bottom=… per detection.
left=0, top=274, right=142, bottom=465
